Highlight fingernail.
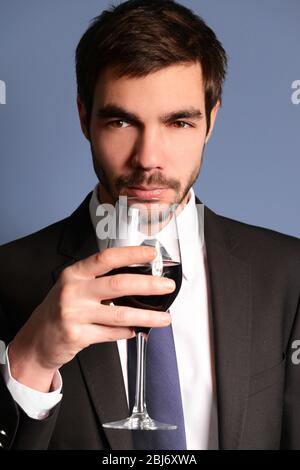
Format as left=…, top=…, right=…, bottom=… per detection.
left=163, top=279, right=176, bottom=290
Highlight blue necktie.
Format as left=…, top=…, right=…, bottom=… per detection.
left=127, top=241, right=187, bottom=450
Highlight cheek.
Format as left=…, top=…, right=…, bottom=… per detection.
left=171, top=133, right=205, bottom=168
left=92, top=131, right=133, bottom=169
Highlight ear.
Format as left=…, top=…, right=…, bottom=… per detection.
left=77, top=96, right=90, bottom=140
left=205, top=100, right=220, bottom=144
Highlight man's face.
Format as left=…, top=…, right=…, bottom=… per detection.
left=78, top=62, right=219, bottom=208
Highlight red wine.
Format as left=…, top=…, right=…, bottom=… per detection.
left=108, top=261, right=182, bottom=334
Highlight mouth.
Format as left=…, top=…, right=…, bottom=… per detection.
left=124, top=186, right=169, bottom=199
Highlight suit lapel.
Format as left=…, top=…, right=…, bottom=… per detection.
left=201, top=202, right=252, bottom=449
left=77, top=343, right=133, bottom=450
left=52, top=193, right=133, bottom=450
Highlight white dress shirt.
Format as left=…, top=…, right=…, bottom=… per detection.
left=0, top=186, right=218, bottom=449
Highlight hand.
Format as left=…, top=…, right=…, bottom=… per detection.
left=8, top=246, right=175, bottom=391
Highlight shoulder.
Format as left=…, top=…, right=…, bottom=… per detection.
left=204, top=205, right=300, bottom=272
left=0, top=192, right=92, bottom=266
left=196, top=196, right=300, bottom=251
left=0, top=217, right=68, bottom=266
left=217, top=210, right=299, bottom=246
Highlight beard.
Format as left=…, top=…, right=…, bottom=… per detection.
left=90, top=142, right=203, bottom=207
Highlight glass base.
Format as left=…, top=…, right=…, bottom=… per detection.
left=102, top=412, right=177, bottom=430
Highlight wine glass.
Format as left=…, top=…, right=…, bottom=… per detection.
left=102, top=196, right=182, bottom=430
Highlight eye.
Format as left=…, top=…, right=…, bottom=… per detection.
left=106, top=120, right=130, bottom=128
left=172, top=121, right=193, bottom=129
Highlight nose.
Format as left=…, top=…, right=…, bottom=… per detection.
left=131, top=127, right=164, bottom=171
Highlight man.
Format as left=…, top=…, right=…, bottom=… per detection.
left=0, top=0, right=299, bottom=450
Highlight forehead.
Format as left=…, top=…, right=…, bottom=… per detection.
left=93, top=62, right=205, bottom=111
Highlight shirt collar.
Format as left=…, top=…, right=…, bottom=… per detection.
left=89, top=185, right=203, bottom=281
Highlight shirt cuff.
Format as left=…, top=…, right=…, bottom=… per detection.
left=0, top=343, right=62, bottom=420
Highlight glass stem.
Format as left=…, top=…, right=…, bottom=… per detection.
left=132, top=332, right=148, bottom=415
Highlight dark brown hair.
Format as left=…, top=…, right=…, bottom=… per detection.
left=76, top=0, right=227, bottom=133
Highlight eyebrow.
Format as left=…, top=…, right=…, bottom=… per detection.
left=96, top=104, right=203, bottom=125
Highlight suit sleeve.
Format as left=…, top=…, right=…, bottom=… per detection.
left=281, top=294, right=300, bottom=449
left=0, top=303, right=61, bottom=449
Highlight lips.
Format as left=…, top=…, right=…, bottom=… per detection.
left=125, top=186, right=168, bottom=199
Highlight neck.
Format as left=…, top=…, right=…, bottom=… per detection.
left=175, top=191, right=191, bottom=217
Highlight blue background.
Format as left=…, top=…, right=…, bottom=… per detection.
left=0, top=0, right=299, bottom=244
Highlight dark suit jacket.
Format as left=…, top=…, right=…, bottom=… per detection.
left=0, top=193, right=299, bottom=450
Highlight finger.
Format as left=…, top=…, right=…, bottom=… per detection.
left=83, top=324, right=136, bottom=344
left=88, top=304, right=172, bottom=328
left=84, top=274, right=176, bottom=301
left=66, top=246, right=157, bottom=279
